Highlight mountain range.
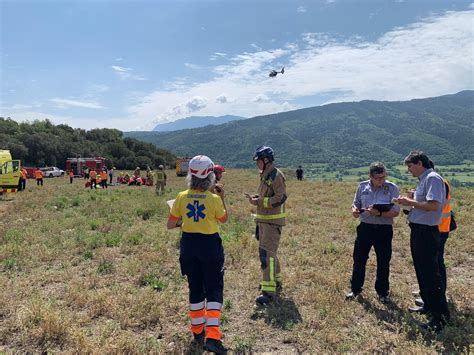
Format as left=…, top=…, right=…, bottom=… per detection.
left=126, top=91, right=474, bottom=168
left=152, top=115, right=244, bottom=132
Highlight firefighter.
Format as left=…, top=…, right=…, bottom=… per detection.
left=146, top=167, right=154, bottom=186
left=69, top=170, right=74, bottom=184
left=89, top=169, right=97, bottom=189
left=34, top=168, right=43, bottom=186
left=100, top=168, right=108, bottom=189
left=133, top=166, right=141, bottom=178
left=155, top=165, right=167, bottom=195
left=246, top=145, right=287, bottom=304
left=167, top=155, right=228, bottom=354
left=210, top=165, right=225, bottom=193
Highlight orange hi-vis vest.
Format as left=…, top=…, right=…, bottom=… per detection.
left=100, top=171, right=107, bottom=180
left=439, top=179, right=452, bottom=233
left=90, top=170, right=97, bottom=179
left=34, top=170, right=43, bottom=179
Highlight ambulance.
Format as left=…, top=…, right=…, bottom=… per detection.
left=0, top=150, right=22, bottom=193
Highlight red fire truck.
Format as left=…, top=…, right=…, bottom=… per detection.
left=66, top=157, right=107, bottom=176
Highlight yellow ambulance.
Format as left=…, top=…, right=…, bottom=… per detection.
left=0, top=150, right=21, bottom=193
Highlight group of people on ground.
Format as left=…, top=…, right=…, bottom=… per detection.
left=166, top=147, right=455, bottom=354
left=348, top=150, right=453, bottom=332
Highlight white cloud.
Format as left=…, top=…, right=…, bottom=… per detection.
left=111, top=65, right=147, bottom=80
left=297, top=6, right=307, bottom=13
left=184, top=62, right=201, bottom=70
left=251, top=43, right=262, bottom=51
left=216, top=94, right=228, bottom=103
left=253, top=94, right=269, bottom=103
left=186, top=96, right=207, bottom=112
left=50, top=98, right=103, bottom=109
left=209, top=52, right=227, bottom=61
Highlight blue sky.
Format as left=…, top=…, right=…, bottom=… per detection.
left=1, top=0, right=473, bottom=131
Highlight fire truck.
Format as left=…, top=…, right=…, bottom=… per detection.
left=65, top=157, right=107, bottom=176
left=175, top=157, right=191, bottom=177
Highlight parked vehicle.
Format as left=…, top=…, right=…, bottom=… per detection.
left=41, top=167, right=65, bottom=177
left=66, top=157, right=106, bottom=176
left=0, top=150, right=21, bottom=193
left=176, top=157, right=191, bottom=177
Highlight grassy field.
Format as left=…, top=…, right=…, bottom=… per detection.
left=302, top=162, right=474, bottom=185
left=1, top=170, right=473, bottom=353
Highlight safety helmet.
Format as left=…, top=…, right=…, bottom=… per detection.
left=189, top=155, right=214, bottom=178
left=253, top=145, right=274, bottom=162
left=214, top=165, right=225, bottom=174
left=158, top=165, right=164, bottom=170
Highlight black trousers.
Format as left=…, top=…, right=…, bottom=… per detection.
left=438, top=232, right=449, bottom=293
left=351, top=223, right=393, bottom=296
left=19, top=178, right=26, bottom=191
left=180, top=232, right=224, bottom=304
left=36, top=178, right=43, bottom=186
left=410, top=223, right=449, bottom=321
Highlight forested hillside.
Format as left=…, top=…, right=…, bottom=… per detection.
left=126, top=91, right=474, bottom=168
left=0, top=119, right=176, bottom=169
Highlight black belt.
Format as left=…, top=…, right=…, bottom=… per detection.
left=409, top=223, right=438, bottom=230
left=360, top=222, right=392, bottom=229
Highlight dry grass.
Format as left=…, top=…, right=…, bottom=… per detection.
left=1, top=170, right=473, bottom=353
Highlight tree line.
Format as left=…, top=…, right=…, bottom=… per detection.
left=0, top=118, right=176, bottom=170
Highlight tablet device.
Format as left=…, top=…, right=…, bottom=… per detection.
left=373, top=203, right=394, bottom=212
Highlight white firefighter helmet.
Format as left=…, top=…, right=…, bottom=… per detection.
left=189, top=155, right=214, bottom=178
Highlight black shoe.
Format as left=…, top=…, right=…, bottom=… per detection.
left=193, top=330, right=205, bottom=345
left=421, top=319, right=445, bottom=332
left=415, top=298, right=424, bottom=307
left=408, top=305, right=428, bottom=314
left=345, top=291, right=360, bottom=300
left=256, top=292, right=273, bottom=305
left=204, top=339, right=227, bottom=354
left=276, top=281, right=283, bottom=294
left=377, top=294, right=390, bottom=304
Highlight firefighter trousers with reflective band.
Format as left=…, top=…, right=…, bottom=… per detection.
left=179, top=232, right=224, bottom=340
left=257, top=222, right=282, bottom=294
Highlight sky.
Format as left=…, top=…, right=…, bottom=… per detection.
left=1, top=0, right=473, bottom=131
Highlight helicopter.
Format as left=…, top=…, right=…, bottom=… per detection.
left=269, top=67, right=285, bottom=77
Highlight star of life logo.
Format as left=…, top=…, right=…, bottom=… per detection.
left=186, top=200, right=206, bottom=222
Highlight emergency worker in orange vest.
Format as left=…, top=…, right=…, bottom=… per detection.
left=411, top=160, right=455, bottom=312
left=100, top=168, right=108, bottom=189
left=19, top=167, right=27, bottom=191
left=34, top=168, right=43, bottom=186
left=167, top=155, right=228, bottom=354
left=69, top=170, right=74, bottom=184
left=246, top=145, right=287, bottom=304
left=89, top=169, right=97, bottom=189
